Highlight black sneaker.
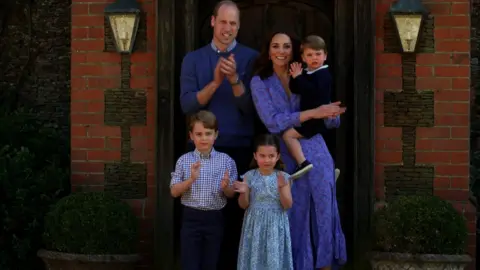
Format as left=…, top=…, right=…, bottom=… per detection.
left=290, top=160, right=313, bottom=180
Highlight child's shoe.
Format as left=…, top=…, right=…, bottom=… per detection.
left=290, top=160, right=313, bottom=180
left=335, top=168, right=340, bottom=182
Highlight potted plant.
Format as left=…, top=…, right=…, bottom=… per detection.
left=37, top=192, right=140, bottom=270
left=370, top=195, right=472, bottom=270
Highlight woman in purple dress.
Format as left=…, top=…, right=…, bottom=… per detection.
left=249, top=32, right=347, bottom=270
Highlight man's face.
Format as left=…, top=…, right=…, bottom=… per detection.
left=211, top=5, right=240, bottom=48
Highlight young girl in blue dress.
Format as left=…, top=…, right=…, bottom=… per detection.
left=234, top=134, right=294, bottom=270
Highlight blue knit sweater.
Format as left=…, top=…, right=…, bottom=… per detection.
left=180, top=43, right=259, bottom=147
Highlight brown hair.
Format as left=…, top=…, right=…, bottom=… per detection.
left=301, top=35, right=327, bottom=53
left=213, top=0, right=239, bottom=17
left=252, top=31, right=301, bottom=80
left=189, top=110, right=218, bottom=131
left=249, top=134, right=285, bottom=170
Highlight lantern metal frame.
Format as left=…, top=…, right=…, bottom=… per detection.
left=389, top=0, right=428, bottom=53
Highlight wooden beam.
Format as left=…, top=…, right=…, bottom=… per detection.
left=334, top=0, right=355, bottom=263
left=155, top=0, right=175, bottom=269
left=353, top=0, right=375, bottom=266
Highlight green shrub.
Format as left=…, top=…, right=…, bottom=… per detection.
left=0, top=106, right=69, bottom=270
left=373, top=195, right=468, bottom=255
left=43, top=192, right=139, bottom=254
left=0, top=108, right=68, bottom=168
left=0, top=146, right=68, bottom=270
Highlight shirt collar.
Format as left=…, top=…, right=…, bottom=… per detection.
left=194, top=148, right=216, bottom=159
left=211, top=39, right=237, bottom=53
left=305, top=64, right=328, bottom=74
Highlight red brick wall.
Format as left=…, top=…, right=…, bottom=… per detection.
left=71, top=0, right=156, bottom=268
left=375, top=0, right=475, bottom=266
left=70, top=0, right=476, bottom=268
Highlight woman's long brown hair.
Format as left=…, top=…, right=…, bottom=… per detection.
left=252, top=31, right=301, bottom=80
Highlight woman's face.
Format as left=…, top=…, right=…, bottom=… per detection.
left=269, top=33, right=293, bottom=68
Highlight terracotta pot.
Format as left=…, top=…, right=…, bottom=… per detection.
left=38, top=249, right=140, bottom=270
left=370, top=252, right=472, bottom=270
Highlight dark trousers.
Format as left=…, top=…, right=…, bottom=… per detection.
left=215, top=146, right=252, bottom=270
left=181, top=206, right=224, bottom=270
left=185, top=143, right=252, bottom=270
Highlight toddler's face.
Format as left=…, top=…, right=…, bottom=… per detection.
left=302, top=48, right=327, bottom=70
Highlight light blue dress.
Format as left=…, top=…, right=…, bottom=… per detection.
left=251, top=75, right=347, bottom=269
left=237, top=169, right=294, bottom=270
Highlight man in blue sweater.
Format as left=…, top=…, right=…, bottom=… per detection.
left=179, top=1, right=258, bottom=269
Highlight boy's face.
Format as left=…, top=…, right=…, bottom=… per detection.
left=302, top=48, right=327, bottom=70
left=189, top=122, right=218, bottom=152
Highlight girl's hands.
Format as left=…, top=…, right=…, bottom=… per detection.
left=233, top=180, right=249, bottom=193
left=277, top=172, right=288, bottom=188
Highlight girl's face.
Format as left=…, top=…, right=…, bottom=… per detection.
left=269, top=33, right=293, bottom=68
left=254, top=145, right=280, bottom=170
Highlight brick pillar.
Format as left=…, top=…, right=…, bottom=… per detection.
left=375, top=0, right=475, bottom=266
left=71, top=0, right=156, bottom=268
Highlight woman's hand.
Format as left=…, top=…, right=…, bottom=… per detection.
left=311, top=101, right=346, bottom=119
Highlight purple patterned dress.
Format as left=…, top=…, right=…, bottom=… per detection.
left=250, top=74, right=347, bottom=270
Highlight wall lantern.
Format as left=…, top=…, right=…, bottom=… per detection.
left=390, top=0, right=428, bottom=53
left=104, top=0, right=141, bottom=54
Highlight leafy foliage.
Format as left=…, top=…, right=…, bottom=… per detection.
left=373, top=195, right=468, bottom=255
left=0, top=109, right=69, bottom=270
left=0, top=0, right=71, bottom=269
left=0, top=108, right=68, bottom=165
left=43, top=192, right=139, bottom=254
left=470, top=0, right=480, bottom=260
left=470, top=148, right=480, bottom=203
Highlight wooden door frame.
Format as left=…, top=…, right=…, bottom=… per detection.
left=154, top=0, right=375, bottom=269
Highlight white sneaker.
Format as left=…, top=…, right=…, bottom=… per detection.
left=335, top=169, right=340, bottom=182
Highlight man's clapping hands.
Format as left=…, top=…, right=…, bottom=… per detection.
left=214, top=54, right=238, bottom=85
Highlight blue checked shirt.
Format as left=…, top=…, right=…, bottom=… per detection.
left=170, top=148, right=238, bottom=210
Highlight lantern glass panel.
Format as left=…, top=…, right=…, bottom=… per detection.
left=393, top=13, right=423, bottom=53
left=108, top=13, right=138, bottom=53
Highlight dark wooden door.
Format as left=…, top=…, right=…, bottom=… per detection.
left=159, top=0, right=376, bottom=269
left=192, top=0, right=353, bottom=236
left=196, top=0, right=338, bottom=154
left=169, top=0, right=363, bottom=269
left=197, top=0, right=334, bottom=55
